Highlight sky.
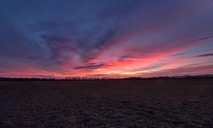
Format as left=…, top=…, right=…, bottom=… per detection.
left=0, top=0, right=213, bottom=78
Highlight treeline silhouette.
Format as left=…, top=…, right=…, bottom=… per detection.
left=0, top=74, right=213, bottom=81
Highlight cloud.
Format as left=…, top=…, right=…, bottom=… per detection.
left=195, top=53, right=213, bottom=57
left=74, top=63, right=105, bottom=70
left=91, top=74, right=107, bottom=77
left=191, top=35, right=213, bottom=42
left=0, top=0, right=213, bottom=77
left=141, top=64, right=213, bottom=77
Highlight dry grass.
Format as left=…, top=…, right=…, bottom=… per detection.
left=0, top=79, right=213, bottom=127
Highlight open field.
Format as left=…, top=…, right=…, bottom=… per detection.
left=0, top=79, right=213, bottom=127
left=0, top=81, right=27, bottom=96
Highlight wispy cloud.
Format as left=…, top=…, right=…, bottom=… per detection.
left=191, top=35, right=213, bottom=42
left=0, top=0, right=213, bottom=77
left=195, top=53, right=213, bottom=57
left=74, top=63, right=105, bottom=70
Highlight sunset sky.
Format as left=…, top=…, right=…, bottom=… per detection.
left=0, top=0, right=213, bottom=78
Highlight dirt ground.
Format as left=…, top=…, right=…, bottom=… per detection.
left=0, top=79, right=212, bottom=127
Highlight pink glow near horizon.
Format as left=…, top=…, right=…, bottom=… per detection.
left=0, top=0, right=213, bottom=78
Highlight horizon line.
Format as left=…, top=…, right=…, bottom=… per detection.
left=0, top=74, right=213, bottom=80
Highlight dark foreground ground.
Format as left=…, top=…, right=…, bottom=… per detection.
left=0, top=79, right=213, bottom=127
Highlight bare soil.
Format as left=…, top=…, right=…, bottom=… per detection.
left=0, top=79, right=212, bottom=127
